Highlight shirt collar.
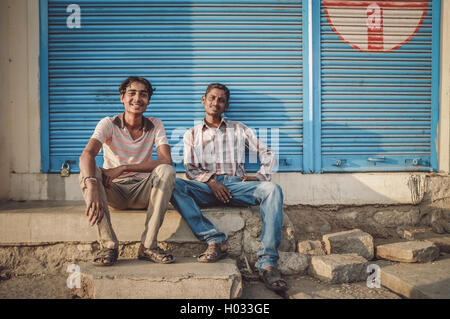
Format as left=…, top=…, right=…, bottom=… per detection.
left=112, top=113, right=154, bottom=132
left=202, top=117, right=228, bottom=131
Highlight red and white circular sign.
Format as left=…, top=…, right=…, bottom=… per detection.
left=323, top=0, right=429, bottom=52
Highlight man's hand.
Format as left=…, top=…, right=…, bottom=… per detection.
left=100, top=166, right=125, bottom=188
left=84, top=182, right=104, bottom=226
left=206, top=179, right=232, bottom=203
left=240, top=175, right=259, bottom=182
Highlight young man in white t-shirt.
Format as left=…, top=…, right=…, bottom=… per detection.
left=79, top=76, right=176, bottom=266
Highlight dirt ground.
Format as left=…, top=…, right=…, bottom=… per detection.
left=242, top=275, right=402, bottom=299
left=0, top=273, right=75, bottom=299
left=0, top=271, right=402, bottom=299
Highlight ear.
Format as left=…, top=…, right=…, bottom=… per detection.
left=120, top=93, right=124, bottom=104
left=201, top=95, right=206, bottom=104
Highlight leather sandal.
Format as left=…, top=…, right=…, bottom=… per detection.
left=259, top=267, right=288, bottom=292
left=92, top=248, right=118, bottom=267
left=197, top=243, right=228, bottom=263
left=138, top=246, right=175, bottom=264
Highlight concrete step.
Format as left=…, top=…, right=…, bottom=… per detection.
left=0, top=201, right=242, bottom=244
left=379, top=255, right=450, bottom=299
left=77, top=257, right=242, bottom=299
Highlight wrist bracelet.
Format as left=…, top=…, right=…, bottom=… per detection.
left=83, top=176, right=97, bottom=188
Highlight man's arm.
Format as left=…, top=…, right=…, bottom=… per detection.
left=244, top=126, right=275, bottom=181
left=79, top=138, right=104, bottom=226
left=101, top=144, right=173, bottom=188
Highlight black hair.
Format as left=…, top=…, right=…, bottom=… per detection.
left=119, top=76, right=154, bottom=97
left=204, top=83, right=230, bottom=102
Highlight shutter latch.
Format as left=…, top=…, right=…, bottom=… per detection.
left=333, top=159, right=347, bottom=167
left=405, top=158, right=422, bottom=166
left=367, top=156, right=385, bottom=166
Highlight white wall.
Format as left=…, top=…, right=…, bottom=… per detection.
left=439, top=0, right=450, bottom=173
left=0, top=0, right=41, bottom=200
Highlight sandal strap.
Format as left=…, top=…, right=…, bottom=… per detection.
left=197, top=243, right=228, bottom=263
left=143, top=248, right=173, bottom=262
left=204, top=244, right=220, bottom=256
left=199, top=243, right=223, bottom=259
left=94, top=248, right=118, bottom=261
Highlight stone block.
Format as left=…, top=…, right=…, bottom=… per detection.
left=297, top=240, right=326, bottom=255
left=278, top=252, right=310, bottom=275
left=323, top=229, right=374, bottom=260
left=423, top=236, right=450, bottom=254
left=398, top=227, right=450, bottom=254
left=79, top=257, right=242, bottom=299
left=309, top=254, right=368, bottom=284
left=397, top=226, right=433, bottom=240
left=376, top=241, right=440, bottom=263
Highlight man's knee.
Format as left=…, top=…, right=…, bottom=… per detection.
left=260, top=181, right=283, bottom=196
left=153, top=164, right=176, bottom=183
left=173, top=177, right=185, bottom=189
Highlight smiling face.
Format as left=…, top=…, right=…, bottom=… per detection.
left=202, top=88, right=229, bottom=119
left=120, top=81, right=150, bottom=116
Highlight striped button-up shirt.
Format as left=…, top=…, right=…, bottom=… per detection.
left=184, top=118, right=275, bottom=182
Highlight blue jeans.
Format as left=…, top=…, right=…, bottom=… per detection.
left=170, top=175, right=284, bottom=271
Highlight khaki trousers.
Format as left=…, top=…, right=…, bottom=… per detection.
left=79, top=164, right=176, bottom=250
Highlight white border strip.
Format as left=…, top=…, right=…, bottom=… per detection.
left=308, top=0, right=313, bottom=122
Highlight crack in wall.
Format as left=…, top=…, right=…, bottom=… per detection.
left=407, top=175, right=427, bottom=205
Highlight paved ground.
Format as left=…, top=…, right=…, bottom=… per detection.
left=380, top=254, right=450, bottom=299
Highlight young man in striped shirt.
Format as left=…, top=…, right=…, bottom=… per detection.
left=170, top=83, right=288, bottom=292
left=79, top=76, right=176, bottom=266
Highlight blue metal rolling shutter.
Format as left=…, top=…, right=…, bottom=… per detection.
left=319, top=0, right=438, bottom=172
left=45, top=0, right=303, bottom=173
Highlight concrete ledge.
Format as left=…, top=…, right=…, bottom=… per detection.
left=0, top=201, right=244, bottom=244
left=79, top=257, right=242, bottom=299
